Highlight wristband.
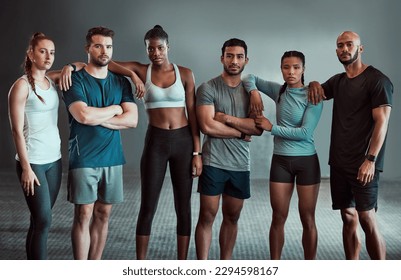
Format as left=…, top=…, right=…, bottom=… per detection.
left=192, top=152, right=202, bottom=156
left=365, top=154, right=376, bottom=162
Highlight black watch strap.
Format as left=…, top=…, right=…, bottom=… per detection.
left=366, top=154, right=376, bottom=162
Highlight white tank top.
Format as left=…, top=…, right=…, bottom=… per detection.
left=143, top=63, right=186, bottom=109
left=16, top=75, right=61, bottom=164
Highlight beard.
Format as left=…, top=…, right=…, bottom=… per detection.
left=224, top=64, right=245, bottom=76
left=338, top=49, right=359, bottom=66
left=91, top=56, right=111, bottom=67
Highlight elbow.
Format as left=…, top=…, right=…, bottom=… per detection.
left=11, top=128, right=23, bottom=140
left=128, top=118, right=138, bottom=128
left=199, top=124, right=212, bottom=136
left=126, top=111, right=138, bottom=128
left=76, top=113, right=95, bottom=125
left=127, top=106, right=138, bottom=128
left=71, top=107, right=95, bottom=125
left=298, top=128, right=313, bottom=141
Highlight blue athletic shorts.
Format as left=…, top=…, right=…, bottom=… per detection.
left=198, top=165, right=250, bottom=199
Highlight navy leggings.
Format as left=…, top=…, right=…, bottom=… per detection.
left=16, top=159, right=62, bottom=259
left=136, top=125, right=193, bottom=236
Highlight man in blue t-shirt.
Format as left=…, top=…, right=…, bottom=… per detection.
left=63, top=26, right=138, bottom=260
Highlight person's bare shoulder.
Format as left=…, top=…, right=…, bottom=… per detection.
left=177, top=65, right=194, bottom=83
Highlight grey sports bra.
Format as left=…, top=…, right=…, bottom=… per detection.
left=143, top=63, right=186, bottom=109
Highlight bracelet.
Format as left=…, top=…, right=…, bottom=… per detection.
left=365, top=154, right=376, bottom=162
left=68, top=63, right=76, bottom=72
left=192, top=152, right=202, bottom=156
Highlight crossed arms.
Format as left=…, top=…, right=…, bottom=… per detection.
left=196, top=104, right=262, bottom=140
left=68, top=101, right=138, bottom=130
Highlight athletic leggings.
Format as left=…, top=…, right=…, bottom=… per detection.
left=136, top=125, right=193, bottom=236
left=16, top=159, right=62, bottom=260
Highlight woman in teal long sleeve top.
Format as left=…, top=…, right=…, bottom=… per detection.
left=243, top=51, right=323, bottom=260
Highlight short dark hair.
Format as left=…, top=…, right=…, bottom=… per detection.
left=221, top=38, right=247, bottom=57
left=144, top=25, right=169, bottom=45
left=86, top=26, right=114, bottom=47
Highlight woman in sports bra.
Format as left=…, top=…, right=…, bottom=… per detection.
left=7, top=32, right=83, bottom=259
left=110, top=25, right=202, bottom=260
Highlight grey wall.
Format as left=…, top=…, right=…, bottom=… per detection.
left=1, top=0, right=400, bottom=180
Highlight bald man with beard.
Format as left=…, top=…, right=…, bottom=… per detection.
left=310, top=31, right=393, bottom=260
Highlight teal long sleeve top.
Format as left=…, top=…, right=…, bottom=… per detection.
left=243, top=74, right=323, bottom=156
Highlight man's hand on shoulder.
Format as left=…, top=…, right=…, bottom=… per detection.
left=308, top=81, right=326, bottom=105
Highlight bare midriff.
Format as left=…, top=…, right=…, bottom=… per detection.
left=147, top=107, right=188, bottom=130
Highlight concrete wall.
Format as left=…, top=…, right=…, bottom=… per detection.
left=1, top=0, right=399, bottom=180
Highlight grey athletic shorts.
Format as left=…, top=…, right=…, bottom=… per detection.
left=67, top=165, right=123, bottom=204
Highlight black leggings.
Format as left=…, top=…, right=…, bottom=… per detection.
left=136, top=125, right=194, bottom=236
left=16, top=159, right=62, bottom=259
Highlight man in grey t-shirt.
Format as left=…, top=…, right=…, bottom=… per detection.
left=194, top=38, right=262, bottom=260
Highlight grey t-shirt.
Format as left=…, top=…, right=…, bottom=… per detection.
left=196, top=75, right=251, bottom=171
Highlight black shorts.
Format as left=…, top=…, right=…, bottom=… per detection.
left=198, top=165, right=250, bottom=199
left=269, top=154, right=321, bottom=185
left=330, top=165, right=380, bottom=211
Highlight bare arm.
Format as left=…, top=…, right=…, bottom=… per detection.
left=214, top=112, right=263, bottom=136
left=101, top=102, right=138, bottom=130
left=357, top=105, right=392, bottom=186
left=47, top=62, right=87, bottom=91
left=181, top=67, right=203, bottom=177
left=308, top=81, right=326, bottom=105
left=68, top=101, right=123, bottom=126
left=8, top=79, right=40, bottom=196
left=109, top=60, right=147, bottom=97
left=197, top=105, right=242, bottom=139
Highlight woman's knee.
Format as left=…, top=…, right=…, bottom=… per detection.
left=299, top=213, right=316, bottom=230
left=176, top=208, right=191, bottom=235
left=271, top=209, right=289, bottom=226
left=32, top=212, right=52, bottom=231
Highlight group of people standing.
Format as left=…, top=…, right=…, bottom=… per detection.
left=8, top=25, right=392, bottom=261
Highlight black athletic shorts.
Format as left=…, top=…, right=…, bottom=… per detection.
left=330, top=165, right=379, bottom=211
left=198, top=165, right=250, bottom=199
left=269, top=154, right=321, bottom=185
